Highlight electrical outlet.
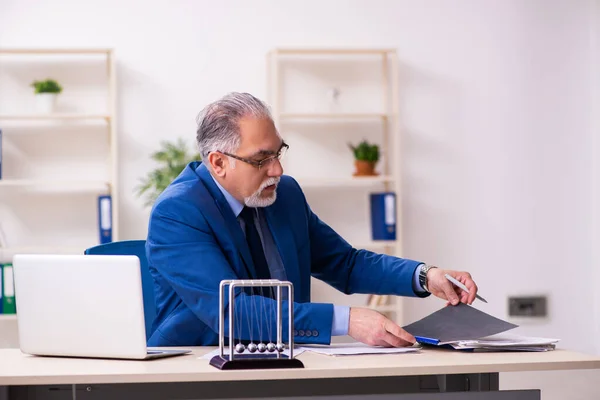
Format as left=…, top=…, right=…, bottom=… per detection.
left=508, top=296, right=547, bottom=317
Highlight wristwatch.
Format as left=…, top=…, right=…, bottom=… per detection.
left=418, top=264, right=437, bottom=293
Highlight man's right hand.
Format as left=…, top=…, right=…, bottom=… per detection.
left=347, top=307, right=416, bottom=347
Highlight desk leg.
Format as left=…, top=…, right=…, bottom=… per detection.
left=422, top=373, right=499, bottom=392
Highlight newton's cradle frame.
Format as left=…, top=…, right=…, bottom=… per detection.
left=209, top=279, right=305, bottom=370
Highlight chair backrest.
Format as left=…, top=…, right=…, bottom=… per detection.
left=84, top=240, right=155, bottom=341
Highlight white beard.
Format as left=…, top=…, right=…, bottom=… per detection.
left=244, top=177, right=280, bottom=207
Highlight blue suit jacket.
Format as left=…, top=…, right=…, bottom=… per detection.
left=146, top=161, right=424, bottom=346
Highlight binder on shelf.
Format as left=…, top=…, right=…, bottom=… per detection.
left=3, top=263, right=15, bottom=314
left=370, top=192, right=396, bottom=240
left=98, top=195, right=113, bottom=244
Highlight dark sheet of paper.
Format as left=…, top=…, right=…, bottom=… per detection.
left=402, top=303, right=518, bottom=343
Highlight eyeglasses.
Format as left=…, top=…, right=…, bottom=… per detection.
left=220, top=142, right=289, bottom=170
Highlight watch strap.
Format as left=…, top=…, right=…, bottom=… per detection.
left=419, top=264, right=437, bottom=293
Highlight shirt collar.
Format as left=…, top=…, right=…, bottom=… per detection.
left=210, top=174, right=244, bottom=217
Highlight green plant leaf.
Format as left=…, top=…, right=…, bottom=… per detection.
left=135, top=138, right=201, bottom=207
left=31, top=79, right=63, bottom=94
left=348, top=140, right=379, bottom=162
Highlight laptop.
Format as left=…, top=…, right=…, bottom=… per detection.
left=12, top=254, right=191, bottom=360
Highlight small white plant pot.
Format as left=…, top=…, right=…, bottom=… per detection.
left=34, top=93, right=58, bottom=114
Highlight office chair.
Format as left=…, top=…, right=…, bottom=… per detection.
left=84, top=240, right=156, bottom=341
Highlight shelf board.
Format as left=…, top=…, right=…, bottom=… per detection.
left=0, top=48, right=112, bottom=55
left=0, top=179, right=110, bottom=192
left=279, top=113, right=394, bottom=120
left=295, top=176, right=394, bottom=187
left=273, top=48, right=395, bottom=55
left=0, top=246, right=86, bottom=263
left=0, top=246, right=84, bottom=255
left=0, top=114, right=110, bottom=121
left=0, top=315, right=17, bottom=321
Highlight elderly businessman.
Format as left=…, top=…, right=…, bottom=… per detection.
left=145, top=92, right=480, bottom=348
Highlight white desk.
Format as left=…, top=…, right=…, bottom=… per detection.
left=0, top=347, right=598, bottom=399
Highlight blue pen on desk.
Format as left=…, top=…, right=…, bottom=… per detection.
left=445, top=274, right=488, bottom=303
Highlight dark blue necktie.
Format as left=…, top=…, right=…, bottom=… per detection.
left=240, top=207, right=271, bottom=279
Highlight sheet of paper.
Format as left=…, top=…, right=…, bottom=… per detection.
left=199, top=347, right=305, bottom=360
left=298, top=342, right=420, bottom=356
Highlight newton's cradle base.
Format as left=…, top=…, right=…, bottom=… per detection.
left=210, top=354, right=305, bottom=370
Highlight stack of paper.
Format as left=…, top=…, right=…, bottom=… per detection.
left=440, top=332, right=559, bottom=352
left=298, top=342, right=420, bottom=356
left=402, top=303, right=560, bottom=352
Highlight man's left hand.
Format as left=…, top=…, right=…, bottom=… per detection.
left=426, top=267, right=478, bottom=305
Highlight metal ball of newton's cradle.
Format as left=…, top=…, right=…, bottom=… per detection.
left=235, top=343, right=245, bottom=353
left=266, top=342, right=276, bottom=353
left=276, top=343, right=285, bottom=353
left=257, top=343, right=267, bottom=353
left=247, top=343, right=258, bottom=353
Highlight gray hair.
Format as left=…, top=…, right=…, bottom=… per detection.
left=195, top=92, right=275, bottom=162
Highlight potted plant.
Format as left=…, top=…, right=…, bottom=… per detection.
left=135, top=138, right=201, bottom=207
left=348, top=140, right=380, bottom=176
left=30, top=78, right=63, bottom=113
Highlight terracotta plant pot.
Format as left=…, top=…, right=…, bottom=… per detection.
left=353, top=160, right=378, bottom=176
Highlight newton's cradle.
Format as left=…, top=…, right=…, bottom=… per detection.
left=209, top=279, right=305, bottom=370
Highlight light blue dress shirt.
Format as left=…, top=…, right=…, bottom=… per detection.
left=211, top=176, right=426, bottom=336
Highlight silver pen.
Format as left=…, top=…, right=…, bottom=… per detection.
left=444, top=273, right=488, bottom=303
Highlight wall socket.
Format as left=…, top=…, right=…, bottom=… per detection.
left=508, top=296, right=547, bottom=317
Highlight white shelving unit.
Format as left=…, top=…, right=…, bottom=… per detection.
left=267, top=48, right=404, bottom=324
left=0, top=48, right=118, bottom=345
left=0, top=49, right=119, bottom=258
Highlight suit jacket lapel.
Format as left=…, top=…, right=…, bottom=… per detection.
left=264, top=206, right=300, bottom=301
left=196, top=163, right=256, bottom=279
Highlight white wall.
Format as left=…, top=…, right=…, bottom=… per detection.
left=593, top=0, right=600, bottom=359
left=399, top=0, right=596, bottom=351
left=0, top=0, right=598, bottom=397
